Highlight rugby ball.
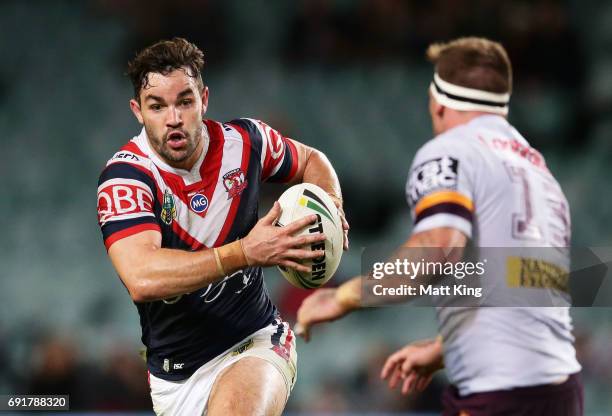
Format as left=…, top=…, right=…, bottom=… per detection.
left=276, top=183, right=343, bottom=289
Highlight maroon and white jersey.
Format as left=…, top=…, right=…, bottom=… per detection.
left=97, top=118, right=298, bottom=381
left=406, top=115, right=580, bottom=395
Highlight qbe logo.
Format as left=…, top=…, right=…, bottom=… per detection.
left=190, top=193, right=209, bottom=213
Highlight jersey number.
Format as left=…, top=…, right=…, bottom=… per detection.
left=505, top=164, right=543, bottom=241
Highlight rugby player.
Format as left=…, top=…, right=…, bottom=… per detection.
left=96, top=38, right=348, bottom=416
left=297, top=37, right=583, bottom=415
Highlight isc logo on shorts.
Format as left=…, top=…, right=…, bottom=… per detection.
left=162, top=358, right=185, bottom=372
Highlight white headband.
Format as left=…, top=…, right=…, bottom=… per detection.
left=429, top=73, right=510, bottom=115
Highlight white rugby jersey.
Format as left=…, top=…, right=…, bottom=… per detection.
left=406, top=114, right=580, bottom=395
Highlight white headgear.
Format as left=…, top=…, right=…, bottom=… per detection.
left=429, top=72, right=510, bottom=115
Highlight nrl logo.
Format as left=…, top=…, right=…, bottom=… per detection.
left=160, top=189, right=176, bottom=225
left=223, top=168, right=248, bottom=199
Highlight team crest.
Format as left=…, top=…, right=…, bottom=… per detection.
left=223, top=168, right=248, bottom=199
left=160, top=189, right=176, bottom=225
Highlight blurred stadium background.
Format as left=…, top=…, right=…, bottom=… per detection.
left=1, top=0, right=611, bottom=414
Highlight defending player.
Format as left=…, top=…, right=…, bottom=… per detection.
left=96, top=38, right=348, bottom=416
left=297, top=37, right=583, bottom=415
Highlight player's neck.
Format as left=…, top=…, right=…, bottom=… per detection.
left=441, top=111, right=504, bottom=133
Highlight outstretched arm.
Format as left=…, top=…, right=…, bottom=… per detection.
left=296, top=226, right=467, bottom=340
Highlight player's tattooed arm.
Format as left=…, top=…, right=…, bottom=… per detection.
left=289, top=139, right=349, bottom=250
left=108, top=208, right=325, bottom=303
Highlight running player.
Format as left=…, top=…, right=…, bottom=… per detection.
left=96, top=38, right=348, bottom=416
left=297, top=37, right=583, bottom=415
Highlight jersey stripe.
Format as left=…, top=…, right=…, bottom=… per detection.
left=414, top=190, right=474, bottom=217
left=214, top=122, right=252, bottom=246
left=267, top=138, right=298, bottom=182
left=123, top=141, right=148, bottom=158
left=413, top=213, right=472, bottom=238
left=99, top=162, right=156, bottom=188
left=104, top=222, right=161, bottom=250
left=415, top=202, right=473, bottom=225
left=198, top=120, right=226, bottom=216
left=97, top=178, right=154, bottom=196
left=102, top=212, right=156, bottom=223
left=132, top=126, right=244, bottom=249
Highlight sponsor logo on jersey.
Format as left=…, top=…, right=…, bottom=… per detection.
left=231, top=338, right=254, bottom=356
left=163, top=358, right=170, bottom=373
left=173, top=363, right=184, bottom=370
left=97, top=180, right=154, bottom=225
left=112, top=151, right=140, bottom=161
left=408, top=156, right=459, bottom=205
left=160, top=189, right=176, bottom=225
left=189, top=193, right=209, bottom=213
left=223, top=168, right=248, bottom=199
left=506, top=257, right=569, bottom=292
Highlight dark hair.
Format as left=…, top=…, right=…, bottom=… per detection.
left=127, top=37, right=205, bottom=99
left=426, top=37, right=512, bottom=94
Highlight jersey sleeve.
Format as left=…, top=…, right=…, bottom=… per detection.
left=97, top=161, right=160, bottom=250
left=406, top=139, right=475, bottom=238
left=238, top=118, right=299, bottom=183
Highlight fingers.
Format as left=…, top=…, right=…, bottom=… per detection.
left=340, top=212, right=349, bottom=251
left=343, top=230, right=349, bottom=251
left=279, top=259, right=311, bottom=274
left=296, top=290, right=326, bottom=342
left=416, top=374, right=433, bottom=392
left=295, top=322, right=310, bottom=342
left=400, top=355, right=415, bottom=377
left=387, top=367, right=403, bottom=390
left=262, top=201, right=282, bottom=225
left=401, top=373, right=418, bottom=395
left=291, top=233, right=327, bottom=247
left=381, top=350, right=405, bottom=379
left=283, top=249, right=325, bottom=260
left=341, top=214, right=350, bottom=231
left=283, top=214, right=319, bottom=235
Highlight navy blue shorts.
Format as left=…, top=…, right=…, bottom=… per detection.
left=442, top=373, right=583, bottom=416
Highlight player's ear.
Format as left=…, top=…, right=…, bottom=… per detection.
left=130, top=98, right=144, bottom=125
left=436, top=102, right=445, bottom=118
left=201, top=85, right=209, bottom=116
